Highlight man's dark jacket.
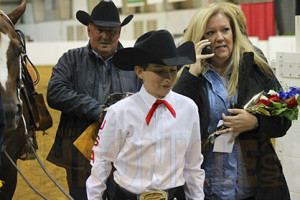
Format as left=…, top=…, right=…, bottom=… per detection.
left=47, top=42, right=141, bottom=170
left=173, top=52, right=291, bottom=200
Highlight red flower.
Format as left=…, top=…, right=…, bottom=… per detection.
left=256, top=99, right=273, bottom=106
left=285, top=97, right=298, bottom=109
left=256, top=94, right=282, bottom=107
left=268, top=94, right=281, bottom=103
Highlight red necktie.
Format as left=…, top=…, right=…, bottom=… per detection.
left=146, top=100, right=176, bottom=125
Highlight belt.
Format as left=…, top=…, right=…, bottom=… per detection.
left=115, top=184, right=185, bottom=200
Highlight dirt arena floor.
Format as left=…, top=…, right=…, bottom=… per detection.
left=12, top=66, right=69, bottom=200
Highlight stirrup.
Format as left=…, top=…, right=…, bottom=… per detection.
left=19, top=134, right=38, bottom=160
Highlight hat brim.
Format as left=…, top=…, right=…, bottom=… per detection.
left=113, top=41, right=196, bottom=71
left=76, top=10, right=133, bottom=27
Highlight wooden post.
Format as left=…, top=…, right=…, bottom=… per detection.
left=296, top=16, right=300, bottom=52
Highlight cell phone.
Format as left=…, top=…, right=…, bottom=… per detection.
left=201, top=36, right=212, bottom=63
left=201, top=36, right=212, bottom=55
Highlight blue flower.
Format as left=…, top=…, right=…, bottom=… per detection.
left=279, top=91, right=287, bottom=100
left=297, top=87, right=300, bottom=95
left=286, top=87, right=299, bottom=98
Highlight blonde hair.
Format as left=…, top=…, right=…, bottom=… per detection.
left=218, top=2, right=248, bottom=36
left=178, top=2, right=272, bottom=98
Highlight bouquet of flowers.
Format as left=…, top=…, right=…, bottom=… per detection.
left=246, top=87, right=300, bottom=121
left=207, top=87, right=300, bottom=145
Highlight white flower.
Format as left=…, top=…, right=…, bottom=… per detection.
left=267, top=90, right=278, bottom=96
left=260, top=95, right=268, bottom=100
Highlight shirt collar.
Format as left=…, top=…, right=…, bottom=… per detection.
left=139, top=85, right=174, bottom=109
left=92, top=49, right=115, bottom=67
left=205, top=67, right=233, bottom=83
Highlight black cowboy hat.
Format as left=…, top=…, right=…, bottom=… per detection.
left=113, top=30, right=196, bottom=71
left=76, top=0, right=133, bottom=27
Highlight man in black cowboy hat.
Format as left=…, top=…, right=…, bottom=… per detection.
left=86, top=30, right=205, bottom=200
left=46, top=1, right=141, bottom=199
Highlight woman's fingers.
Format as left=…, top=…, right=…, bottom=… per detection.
left=189, top=40, right=214, bottom=76
left=217, top=127, right=237, bottom=143
left=195, top=40, right=211, bottom=54
left=220, top=109, right=258, bottom=143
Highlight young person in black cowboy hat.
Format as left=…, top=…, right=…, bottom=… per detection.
left=46, top=1, right=141, bottom=199
left=86, top=30, right=205, bottom=200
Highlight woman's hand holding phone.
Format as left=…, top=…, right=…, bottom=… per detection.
left=188, top=38, right=214, bottom=77
left=201, top=36, right=212, bottom=55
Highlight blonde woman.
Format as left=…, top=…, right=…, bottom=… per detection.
left=174, top=2, right=291, bottom=200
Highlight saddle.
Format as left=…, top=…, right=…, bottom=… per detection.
left=74, top=92, right=133, bottom=160
left=19, top=62, right=53, bottom=160
left=23, top=62, right=53, bottom=133
left=30, top=91, right=53, bottom=132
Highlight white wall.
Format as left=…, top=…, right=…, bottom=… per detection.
left=17, top=20, right=80, bottom=42
left=25, top=41, right=86, bottom=65
left=25, top=40, right=136, bottom=66
left=271, top=52, right=300, bottom=200
left=249, top=36, right=296, bottom=64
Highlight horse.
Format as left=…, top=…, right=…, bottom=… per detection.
left=0, top=0, right=41, bottom=199
left=0, top=1, right=26, bottom=130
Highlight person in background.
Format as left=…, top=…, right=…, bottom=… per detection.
left=46, top=1, right=141, bottom=199
left=174, top=3, right=291, bottom=200
left=220, top=2, right=266, bottom=58
left=86, top=30, right=205, bottom=200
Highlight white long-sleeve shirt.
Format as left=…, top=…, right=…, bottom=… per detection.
left=86, top=86, right=205, bottom=199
